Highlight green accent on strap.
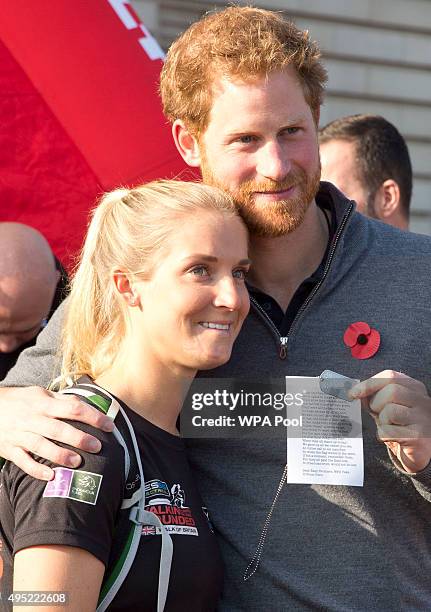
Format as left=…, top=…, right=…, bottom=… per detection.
left=0, top=457, right=5, bottom=470
left=87, top=394, right=111, bottom=414
left=98, top=525, right=135, bottom=604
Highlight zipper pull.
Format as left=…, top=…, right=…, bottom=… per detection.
left=279, top=337, right=288, bottom=360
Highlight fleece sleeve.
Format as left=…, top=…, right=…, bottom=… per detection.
left=0, top=298, right=67, bottom=389
left=388, top=449, right=431, bottom=503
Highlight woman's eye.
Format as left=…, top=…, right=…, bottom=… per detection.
left=190, top=265, right=209, bottom=277
left=233, top=268, right=248, bottom=280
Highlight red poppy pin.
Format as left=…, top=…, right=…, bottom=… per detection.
left=343, top=321, right=380, bottom=360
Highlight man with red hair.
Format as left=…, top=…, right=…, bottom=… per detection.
left=1, top=7, right=431, bottom=610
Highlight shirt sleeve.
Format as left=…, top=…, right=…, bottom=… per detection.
left=0, top=298, right=67, bottom=389
left=387, top=448, right=431, bottom=503
left=5, top=420, right=125, bottom=566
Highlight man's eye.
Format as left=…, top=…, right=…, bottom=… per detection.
left=238, top=135, right=256, bottom=144
left=190, top=266, right=209, bottom=277
left=283, top=127, right=300, bottom=135
left=233, top=268, right=248, bottom=280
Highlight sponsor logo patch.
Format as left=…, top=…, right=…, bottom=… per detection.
left=43, top=467, right=103, bottom=505
left=145, top=479, right=172, bottom=505
left=142, top=480, right=199, bottom=537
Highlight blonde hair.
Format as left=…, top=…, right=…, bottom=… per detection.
left=160, top=5, right=327, bottom=135
left=57, top=180, right=239, bottom=387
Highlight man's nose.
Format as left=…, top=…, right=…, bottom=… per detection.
left=0, top=335, right=20, bottom=353
left=256, top=141, right=291, bottom=182
left=213, top=277, right=242, bottom=311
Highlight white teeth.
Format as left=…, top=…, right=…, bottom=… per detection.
left=201, top=322, right=230, bottom=330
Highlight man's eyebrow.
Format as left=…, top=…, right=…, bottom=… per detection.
left=224, top=117, right=308, bottom=139
left=224, top=130, right=256, bottom=139
left=279, top=116, right=305, bottom=132
left=278, top=117, right=308, bottom=130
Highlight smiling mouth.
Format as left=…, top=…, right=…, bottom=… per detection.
left=199, top=322, right=231, bottom=331
left=254, top=186, right=294, bottom=196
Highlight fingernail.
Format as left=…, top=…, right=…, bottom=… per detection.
left=43, top=469, right=54, bottom=481
left=102, top=419, right=114, bottom=432
left=349, top=384, right=362, bottom=398
left=67, top=455, right=82, bottom=468
left=86, top=439, right=101, bottom=453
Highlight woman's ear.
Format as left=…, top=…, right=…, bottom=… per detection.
left=172, top=120, right=202, bottom=167
left=113, top=271, right=141, bottom=307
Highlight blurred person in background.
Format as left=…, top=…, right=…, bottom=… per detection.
left=0, top=223, right=67, bottom=380
left=319, top=114, right=412, bottom=230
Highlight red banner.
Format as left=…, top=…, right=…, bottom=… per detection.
left=0, top=0, right=188, bottom=269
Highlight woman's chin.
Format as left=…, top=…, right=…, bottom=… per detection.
left=194, top=349, right=233, bottom=371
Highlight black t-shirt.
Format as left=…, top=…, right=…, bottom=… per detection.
left=0, top=397, right=223, bottom=611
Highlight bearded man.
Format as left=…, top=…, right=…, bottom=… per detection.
left=1, top=7, right=431, bottom=610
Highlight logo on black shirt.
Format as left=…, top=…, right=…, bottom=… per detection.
left=142, top=480, right=199, bottom=537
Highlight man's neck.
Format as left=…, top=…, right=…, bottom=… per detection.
left=247, top=201, right=329, bottom=311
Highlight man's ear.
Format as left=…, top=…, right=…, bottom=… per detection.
left=172, top=120, right=202, bottom=167
left=374, top=179, right=400, bottom=219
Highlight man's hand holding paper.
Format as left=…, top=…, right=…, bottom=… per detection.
left=350, top=370, right=431, bottom=474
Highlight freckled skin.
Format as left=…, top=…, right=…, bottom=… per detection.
left=196, top=67, right=321, bottom=236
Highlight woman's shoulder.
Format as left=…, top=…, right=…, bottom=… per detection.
left=3, top=418, right=126, bottom=504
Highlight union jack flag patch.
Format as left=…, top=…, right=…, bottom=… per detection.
left=141, top=526, right=156, bottom=536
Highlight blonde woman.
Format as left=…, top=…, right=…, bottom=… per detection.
left=0, top=181, right=250, bottom=611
